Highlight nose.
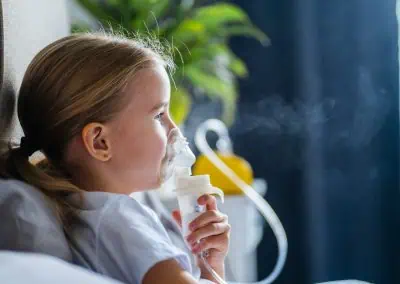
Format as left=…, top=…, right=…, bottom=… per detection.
left=166, top=116, right=178, bottom=134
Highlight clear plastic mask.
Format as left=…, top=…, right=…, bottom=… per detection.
left=159, top=128, right=196, bottom=185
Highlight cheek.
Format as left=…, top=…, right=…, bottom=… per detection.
left=124, top=125, right=167, bottom=169
left=147, top=132, right=167, bottom=163
left=110, top=121, right=169, bottom=189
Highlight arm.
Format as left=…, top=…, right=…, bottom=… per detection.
left=143, top=259, right=198, bottom=284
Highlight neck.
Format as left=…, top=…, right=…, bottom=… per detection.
left=68, top=163, right=127, bottom=194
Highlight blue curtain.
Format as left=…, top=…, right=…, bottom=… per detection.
left=229, top=0, right=400, bottom=283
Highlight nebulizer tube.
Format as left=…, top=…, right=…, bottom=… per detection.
left=194, top=119, right=288, bottom=284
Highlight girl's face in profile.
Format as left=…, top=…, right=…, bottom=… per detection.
left=106, top=64, right=177, bottom=192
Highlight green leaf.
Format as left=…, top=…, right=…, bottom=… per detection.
left=71, top=23, right=92, bottom=34
left=185, top=66, right=234, bottom=99
left=128, top=0, right=172, bottom=31
left=170, top=86, right=192, bottom=125
left=221, top=90, right=237, bottom=126
left=192, top=3, right=250, bottom=29
left=186, top=43, right=228, bottom=66
left=180, top=0, right=195, bottom=11
left=107, top=0, right=120, bottom=6
left=206, top=44, right=229, bottom=56
left=185, top=66, right=238, bottom=125
left=229, top=54, right=248, bottom=77
left=146, top=0, right=170, bottom=27
left=169, top=19, right=206, bottom=43
left=185, top=44, right=248, bottom=78
left=222, top=25, right=270, bottom=45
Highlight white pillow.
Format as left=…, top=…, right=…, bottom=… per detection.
left=0, top=251, right=122, bottom=284
left=0, top=179, right=72, bottom=261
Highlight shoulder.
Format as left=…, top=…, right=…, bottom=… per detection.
left=90, top=193, right=192, bottom=284
left=71, top=191, right=160, bottom=231
left=98, top=193, right=164, bottom=233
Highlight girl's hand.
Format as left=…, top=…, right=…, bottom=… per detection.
left=172, top=194, right=231, bottom=279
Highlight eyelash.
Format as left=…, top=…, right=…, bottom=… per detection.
left=155, top=112, right=165, bottom=121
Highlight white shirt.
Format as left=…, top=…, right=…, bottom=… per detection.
left=67, top=191, right=192, bottom=284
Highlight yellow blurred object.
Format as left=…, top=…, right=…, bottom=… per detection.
left=192, top=152, right=253, bottom=195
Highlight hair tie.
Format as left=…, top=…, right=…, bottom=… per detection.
left=20, top=136, right=38, bottom=157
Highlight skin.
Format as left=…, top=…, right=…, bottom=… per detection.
left=65, top=64, right=230, bottom=283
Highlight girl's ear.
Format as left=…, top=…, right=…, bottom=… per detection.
left=81, top=123, right=112, bottom=162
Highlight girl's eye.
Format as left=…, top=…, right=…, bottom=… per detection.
left=155, top=112, right=165, bottom=121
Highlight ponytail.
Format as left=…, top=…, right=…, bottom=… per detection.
left=0, top=139, right=82, bottom=229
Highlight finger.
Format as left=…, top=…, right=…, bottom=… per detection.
left=198, top=194, right=218, bottom=211
left=191, top=233, right=230, bottom=254
left=172, top=210, right=182, bottom=228
left=189, top=210, right=227, bottom=231
left=186, top=222, right=231, bottom=245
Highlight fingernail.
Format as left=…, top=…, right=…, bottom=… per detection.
left=192, top=243, right=200, bottom=253
left=198, top=195, right=206, bottom=203
left=189, top=222, right=196, bottom=231
left=186, top=235, right=193, bottom=243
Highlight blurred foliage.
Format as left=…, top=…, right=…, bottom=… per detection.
left=73, top=0, right=268, bottom=125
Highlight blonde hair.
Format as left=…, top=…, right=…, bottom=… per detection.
left=0, top=33, right=174, bottom=228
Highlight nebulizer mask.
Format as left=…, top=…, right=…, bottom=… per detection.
left=161, top=120, right=288, bottom=284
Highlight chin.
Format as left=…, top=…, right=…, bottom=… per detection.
left=153, top=177, right=163, bottom=189
left=143, top=175, right=162, bottom=190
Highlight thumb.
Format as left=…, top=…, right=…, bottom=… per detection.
left=172, top=209, right=182, bottom=228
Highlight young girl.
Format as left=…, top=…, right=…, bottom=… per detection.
left=0, top=33, right=230, bottom=284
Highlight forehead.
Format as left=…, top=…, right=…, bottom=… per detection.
left=123, top=65, right=171, bottom=113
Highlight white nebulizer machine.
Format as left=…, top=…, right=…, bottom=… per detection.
left=162, top=121, right=288, bottom=284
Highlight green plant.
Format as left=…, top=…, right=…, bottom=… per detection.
left=73, top=0, right=268, bottom=125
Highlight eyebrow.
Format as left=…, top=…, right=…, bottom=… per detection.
left=150, top=101, right=169, bottom=112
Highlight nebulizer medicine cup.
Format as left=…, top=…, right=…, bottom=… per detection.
left=175, top=172, right=224, bottom=237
